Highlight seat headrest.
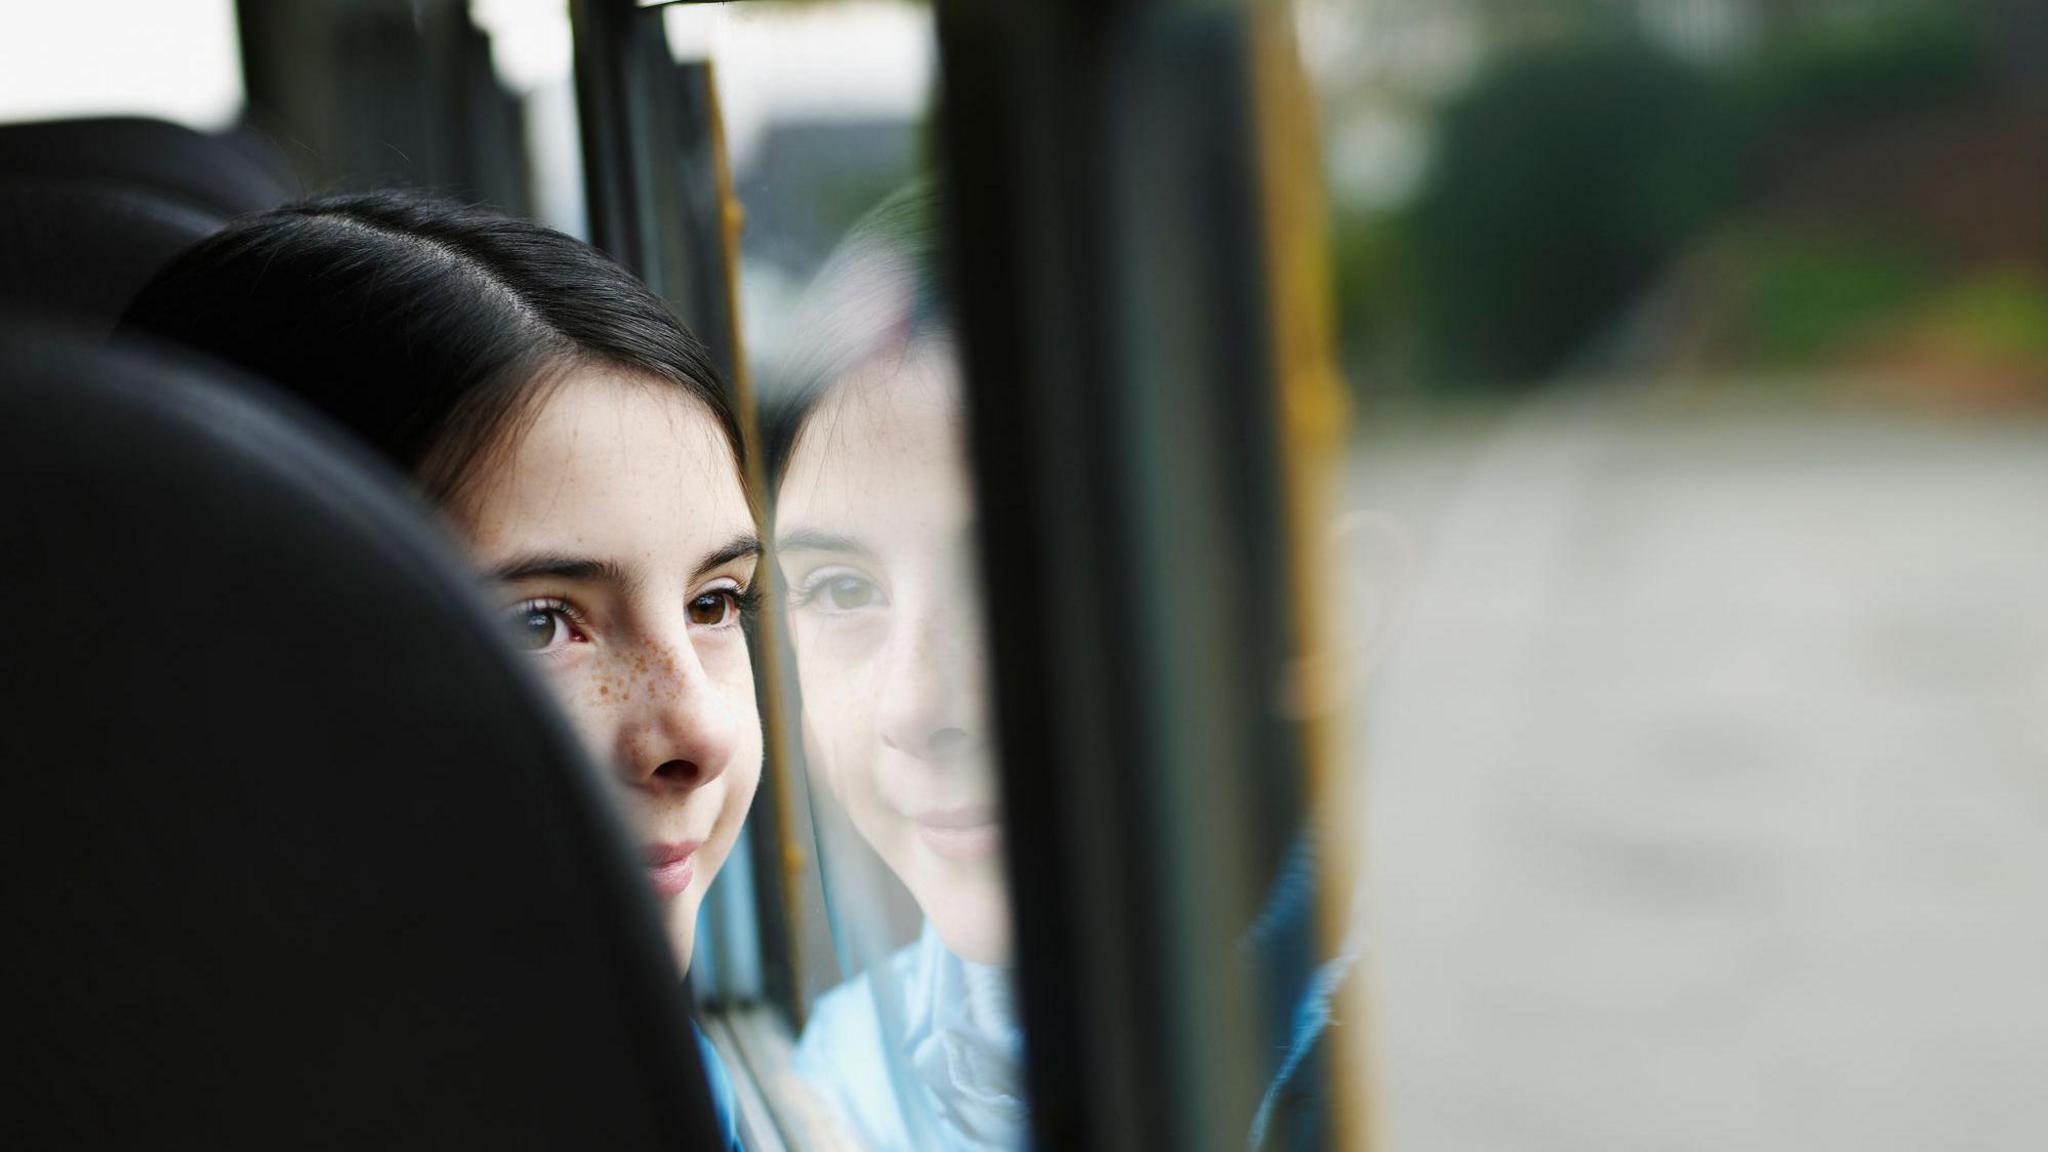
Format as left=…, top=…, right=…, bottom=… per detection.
left=0, top=325, right=723, bottom=1149
left=0, top=116, right=293, bottom=218
left=0, top=118, right=294, bottom=334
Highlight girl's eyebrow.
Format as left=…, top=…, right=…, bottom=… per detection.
left=692, top=533, right=762, bottom=582
left=485, top=537, right=758, bottom=588
left=487, top=554, right=625, bottom=585
left=775, top=529, right=873, bottom=558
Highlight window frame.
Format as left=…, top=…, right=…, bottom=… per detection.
left=567, top=4, right=1335, bottom=1151
left=933, top=5, right=1317, bottom=1147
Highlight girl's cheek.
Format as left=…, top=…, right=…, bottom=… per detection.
left=523, top=661, right=625, bottom=759
left=534, top=659, right=597, bottom=709
left=797, top=623, right=885, bottom=674
left=824, top=701, right=880, bottom=790
left=524, top=661, right=581, bottom=709
left=724, top=760, right=766, bottom=829
left=703, top=634, right=757, bottom=684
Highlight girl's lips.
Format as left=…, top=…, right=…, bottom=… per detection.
left=912, top=810, right=1001, bottom=862
left=643, top=841, right=701, bottom=900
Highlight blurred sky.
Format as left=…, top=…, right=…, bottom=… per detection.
left=660, top=0, right=933, bottom=171
left=0, top=0, right=931, bottom=174
left=0, top=0, right=242, bottom=128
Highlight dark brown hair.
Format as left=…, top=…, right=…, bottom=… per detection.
left=761, top=181, right=946, bottom=487
left=121, top=190, right=744, bottom=507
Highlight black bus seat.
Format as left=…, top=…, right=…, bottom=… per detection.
left=0, top=118, right=294, bottom=335
left=0, top=323, right=725, bottom=1149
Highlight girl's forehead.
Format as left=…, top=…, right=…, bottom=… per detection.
left=776, top=393, right=977, bottom=563
left=524, top=369, right=734, bottom=480
left=458, top=368, right=751, bottom=555
left=787, top=353, right=964, bottom=477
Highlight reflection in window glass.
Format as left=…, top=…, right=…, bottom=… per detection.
left=1294, top=0, right=2048, bottom=1147
left=667, top=5, right=1025, bottom=1149
left=768, top=188, right=1022, bottom=1151
left=663, top=1, right=936, bottom=356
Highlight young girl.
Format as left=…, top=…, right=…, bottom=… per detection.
left=121, top=192, right=760, bottom=1146
left=766, top=187, right=1024, bottom=1151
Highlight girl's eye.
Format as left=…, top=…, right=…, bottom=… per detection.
left=505, top=599, right=583, bottom=654
left=795, top=569, right=885, bottom=613
left=822, top=575, right=877, bottom=611
left=687, top=587, right=754, bottom=628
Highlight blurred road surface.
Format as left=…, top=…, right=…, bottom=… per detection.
left=1355, top=386, right=2048, bottom=1152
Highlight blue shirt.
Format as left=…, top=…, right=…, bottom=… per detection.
left=792, top=923, right=1026, bottom=1151
left=695, top=1021, right=743, bottom=1151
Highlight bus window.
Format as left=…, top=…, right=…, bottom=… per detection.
left=764, top=183, right=1021, bottom=1150
left=632, top=4, right=1360, bottom=1148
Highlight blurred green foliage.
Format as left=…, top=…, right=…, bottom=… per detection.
left=1733, top=232, right=1936, bottom=362
left=1743, top=3, right=1988, bottom=137
left=1332, top=1, right=2001, bottom=395
left=1908, top=267, right=2048, bottom=362
left=1404, top=40, right=1753, bottom=387
left=1916, top=266, right=2048, bottom=356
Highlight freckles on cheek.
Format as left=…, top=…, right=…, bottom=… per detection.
left=548, top=663, right=634, bottom=719
left=572, top=663, right=621, bottom=707
left=611, top=649, right=683, bottom=704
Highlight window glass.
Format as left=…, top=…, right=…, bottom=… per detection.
left=232, top=0, right=553, bottom=217
left=661, top=4, right=1026, bottom=1149
left=0, top=0, right=243, bottom=128
left=1288, top=0, right=2048, bottom=1146
left=663, top=0, right=937, bottom=360
left=470, top=0, right=586, bottom=237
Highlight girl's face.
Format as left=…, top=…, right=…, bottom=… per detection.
left=454, top=368, right=762, bottom=972
left=775, top=346, right=1013, bottom=965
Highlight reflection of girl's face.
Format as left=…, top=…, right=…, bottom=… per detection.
left=454, top=368, right=763, bottom=973
left=776, top=347, right=1013, bottom=965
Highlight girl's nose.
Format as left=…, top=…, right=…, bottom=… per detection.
left=613, top=642, right=739, bottom=795
left=876, top=592, right=986, bottom=764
